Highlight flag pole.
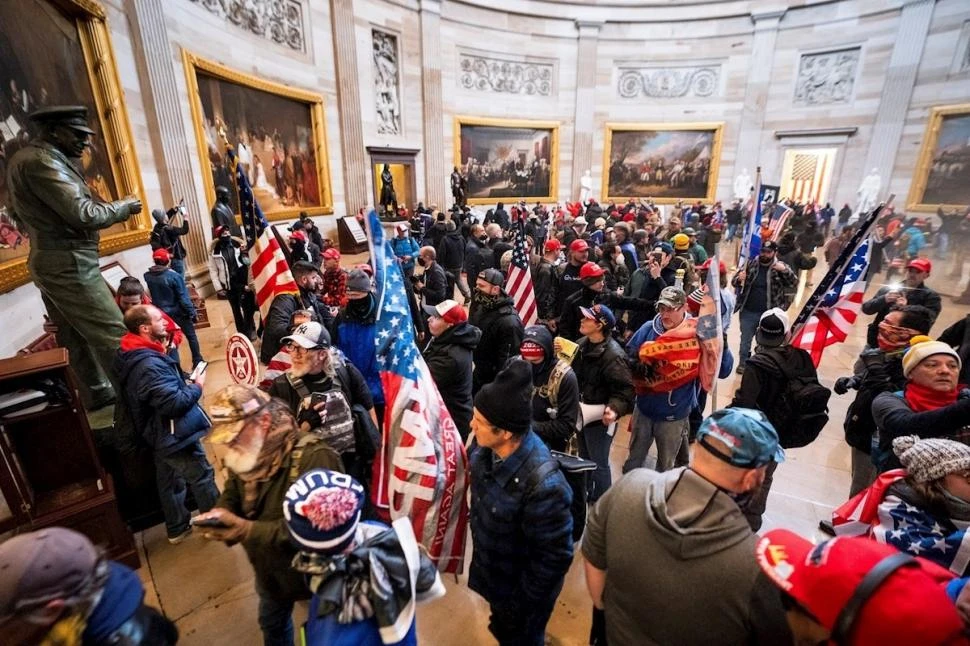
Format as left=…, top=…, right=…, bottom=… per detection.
left=709, top=241, right=721, bottom=413
left=789, top=194, right=894, bottom=339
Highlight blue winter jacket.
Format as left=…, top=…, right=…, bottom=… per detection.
left=115, top=341, right=209, bottom=456
left=335, top=297, right=384, bottom=406
left=625, top=315, right=698, bottom=420
left=390, top=236, right=421, bottom=275
left=144, top=265, right=196, bottom=320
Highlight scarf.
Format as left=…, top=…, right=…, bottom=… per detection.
left=877, top=321, right=921, bottom=352
left=903, top=381, right=959, bottom=412
left=119, top=332, right=167, bottom=355
left=472, top=291, right=504, bottom=312
left=236, top=419, right=297, bottom=518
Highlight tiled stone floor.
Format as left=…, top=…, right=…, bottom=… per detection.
left=130, top=249, right=970, bottom=646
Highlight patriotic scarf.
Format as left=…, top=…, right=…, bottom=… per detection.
left=635, top=316, right=701, bottom=395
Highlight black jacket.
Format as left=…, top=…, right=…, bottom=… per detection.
left=489, top=239, right=512, bottom=269
left=862, top=284, right=942, bottom=347
left=574, top=336, right=634, bottom=418
left=939, top=315, right=970, bottom=386
left=420, top=262, right=449, bottom=307
left=556, top=262, right=584, bottom=317
left=469, top=295, right=524, bottom=392
left=732, top=345, right=816, bottom=429
left=150, top=220, right=189, bottom=260
left=464, top=237, right=493, bottom=282
left=525, top=326, right=580, bottom=452
left=260, top=289, right=334, bottom=363
left=533, top=259, right=560, bottom=321
left=559, top=286, right=607, bottom=342
left=423, top=322, right=481, bottom=438
left=437, top=231, right=465, bottom=269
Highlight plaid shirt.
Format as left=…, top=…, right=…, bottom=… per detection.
left=322, top=267, right=347, bottom=307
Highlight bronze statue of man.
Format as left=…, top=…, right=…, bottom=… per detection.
left=6, top=105, right=142, bottom=410
left=379, top=163, right=398, bottom=216
left=210, top=185, right=242, bottom=238
left=451, top=165, right=467, bottom=207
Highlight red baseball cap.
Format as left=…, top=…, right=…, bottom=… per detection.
left=579, top=261, right=606, bottom=280
left=423, top=299, right=467, bottom=325
left=569, top=239, right=589, bottom=253
left=323, top=248, right=341, bottom=261
left=544, top=239, right=562, bottom=253
left=290, top=230, right=307, bottom=242
left=152, top=248, right=170, bottom=263
left=756, top=529, right=966, bottom=645
left=907, top=258, right=932, bottom=274
left=700, top=258, right=727, bottom=275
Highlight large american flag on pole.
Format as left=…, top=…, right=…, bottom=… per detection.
left=696, top=252, right=723, bottom=393
left=791, top=237, right=871, bottom=366
left=368, top=210, right=469, bottom=573
left=225, top=138, right=298, bottom=319
left=507, top=219, right=538, bottom=327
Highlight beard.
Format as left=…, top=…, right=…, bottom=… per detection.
left=224, top=433, right=264, bottom=475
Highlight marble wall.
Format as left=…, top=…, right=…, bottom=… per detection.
left=1, top=0, right=968, bottom=358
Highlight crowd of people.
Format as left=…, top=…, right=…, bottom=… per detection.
left=10, top=186, right=970, bottom=646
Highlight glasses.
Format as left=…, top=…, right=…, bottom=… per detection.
left=287, top=344, right=323, bottom=356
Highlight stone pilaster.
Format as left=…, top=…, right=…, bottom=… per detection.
left=330, top=0, right=368, bottom=212
left=571, top=20, right=602, bottom=201
left=734, top=7, right=787, bottom=180
left=125, top=0, right=209, bottom=276
left=419, top=0, right=446, bottom=207
left=861, top=0, right=935, bottom=198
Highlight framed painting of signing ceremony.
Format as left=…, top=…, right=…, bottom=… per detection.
left=603, top=122, right=724, bottom=205
left=182, top=51, right=334, bottom=222
left=906, top=104, right=970, bottom=212
left=0, top=0, right=149, bottom=294
left=454, top=116, right=559, bottom=205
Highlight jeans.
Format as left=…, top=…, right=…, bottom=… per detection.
left=170, top=258, right=185, bottom=276
left=578, top=422, right=613, bottom=502
left=488, top=586, right=561, bottom=646
left=155, top=440, right=219, bottom=537
left=172, top=313, right=204, bottom=368
left=738, top=308, right=763, bottom=366
left=256, top=583, right=295, bottom=646
left=623, top=410, right=688, bottom=473
left=741, top=460, right=778, bottom=532
left=725, top=223, right=738, bottom=242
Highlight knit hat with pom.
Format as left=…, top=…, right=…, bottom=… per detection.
left=283, top=469, right=365, bottom=554
left=893, top=435, right=970, bottom=482
left=901, top=335, right=961, bottom=378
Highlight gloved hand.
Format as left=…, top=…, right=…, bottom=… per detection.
left=834, top=376, right=858, bottom=395
left=631, top=361, right=651, bottom=379
left=297, top=404, right=323, bottom=430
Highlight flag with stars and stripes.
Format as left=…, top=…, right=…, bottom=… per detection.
left=833, top=469, right=970, bottom=575
left=367, top=210, right=469, bottom=573
left=791, top=236, right=871, bottom=367
left=696, top=251, right=723, bottom=392
left=507, top=219, right=538, bottom=327
left=226, top=141, right=298, bottom=319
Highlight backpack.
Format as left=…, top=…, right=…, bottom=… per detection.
left=760, top=351, right=831, bottom=449
left=149, top=224, right=168, bottom=252
left=524, top=451, right=595, bottom=542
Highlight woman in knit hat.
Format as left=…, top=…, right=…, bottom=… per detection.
left=832, top=435, right=970, bottom=576
left=870, top=336, right=970, bottom=471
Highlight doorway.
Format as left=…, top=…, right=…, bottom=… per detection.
left=779, top=147, right=837, bottom=204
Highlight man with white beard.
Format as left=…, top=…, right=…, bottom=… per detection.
left=196, top=384, right=343, bottom=646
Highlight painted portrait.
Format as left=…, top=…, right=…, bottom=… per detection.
left=454, top=117, right=558, bottom=205
left=184, top=53, right=333, bottom=221
left=603, top=123, right=723, bottom=204
left=0, top=0, right=147, bottom=293
left=908, top=105, right=970, bottom=210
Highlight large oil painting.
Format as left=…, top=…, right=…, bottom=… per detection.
left=603, top=123, right=723, bottom=204
left=183, top=53, right=333, bottom=221
left=0, top=0, right=148, bottom=293
left=454, top=117, right=558, bottom=205
left=907, top=104, right=970, bottom=211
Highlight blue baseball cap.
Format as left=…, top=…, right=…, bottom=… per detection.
left=579, top=304, right=616, bottom=329
left=653, top=241, right=674, bottom=255
left=696, top=408, right=785, bottom=468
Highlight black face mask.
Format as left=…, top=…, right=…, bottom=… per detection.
left=417, top=257, right=427, bottom=267
left=479, top=235, right=488, bottom=242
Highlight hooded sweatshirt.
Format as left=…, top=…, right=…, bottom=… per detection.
left=582, top=468, right=790, bottom=645
left=523, top=325, right=579, bottom=452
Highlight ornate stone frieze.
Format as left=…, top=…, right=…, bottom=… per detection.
left=373, top=30, right=402, bottom=136
left=188, top=0, right=305, bottom=51
left=616, top=65, right=720, bottom=99
left=793, top=47, right=860, bottom=106
left=458, top=53, right=554, bottom=96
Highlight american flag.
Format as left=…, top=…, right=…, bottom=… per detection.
left=790, top=153, right=827, bottom=204
left=791, top=237, right=871, bottom=366
left=506, top=219, right=538, bottom=326
left=767, top=204, right=794, bottom=241
left=226, top=141, right=298, bottom=319
left=739, top=172, right=773, bottom=267
left=833, top=469, right=970, bottom=575
left=696, top=252, right=723, bottom=393
left=367, top=210, right=469, bottom=573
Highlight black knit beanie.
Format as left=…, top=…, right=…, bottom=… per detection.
left=474, top=359, right=533, bottom=435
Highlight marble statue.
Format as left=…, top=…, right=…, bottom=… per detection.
left=580, top=169, right=593, bottom=203
left=733, top=168, right=752, bottom=201
left=857, top=168, right=881, bottom=214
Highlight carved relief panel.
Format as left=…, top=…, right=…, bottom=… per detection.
left=187, top=0, right=305, bottom=51
left=372, top=29, right=402, bottom=136
left=793, top=47, right=860, bottom=106
left=615, top=65, right=721, bottom=99
left=458, top=52, right=555, bottom=96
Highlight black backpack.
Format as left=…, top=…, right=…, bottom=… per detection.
left=760, top=351, right=831, bottom=449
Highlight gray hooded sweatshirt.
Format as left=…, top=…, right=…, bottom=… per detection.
left=582, top=467, right=791, bottom=645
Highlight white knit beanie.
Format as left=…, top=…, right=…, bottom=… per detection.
left=901, top=336, right=961, bottom=378
left=893, top=435, right=970, bottom=482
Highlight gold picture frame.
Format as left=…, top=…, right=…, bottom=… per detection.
left=453, top=116, right=559, bottom=205
left=182, top=51, right=334, bottom=222
left=602, top=122, right=724, bottom=205
left=906, top=103, right=970, bottom=212
left=0, top=0, right=150, bottom=294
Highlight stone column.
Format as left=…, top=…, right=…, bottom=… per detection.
left=734, top=7, right=787, bottom=182
left=330, top=0, right=368, bottom=212
left=571, top=20, right=602, bottom=202
left=861, top=0, right=935, bottom=195
left=419, top=0, right=446, bottom=207
left=124, top=0, right=209, bottom=277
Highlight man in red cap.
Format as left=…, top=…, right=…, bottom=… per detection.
left=534, top=238, right=563, bottom=327
left=422, top=299, right=482, bottom=439
left=144, top=247, right=204, bottom=368
left=559, top=261, right=608, bottom=341
left=320, top=247, right=347, bottom=308
left=756, top=529, right=969, bottom=645
left=557, top=238, right=590, bottom=318
left=862, top=256, right=941, bottom=348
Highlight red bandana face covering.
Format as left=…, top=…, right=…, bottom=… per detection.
left=876, top=321, right=921, bottom=352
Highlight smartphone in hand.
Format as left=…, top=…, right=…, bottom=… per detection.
left=189, top=361, right=208, bottom=382
left=191, top=516, right=229, bottom=529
